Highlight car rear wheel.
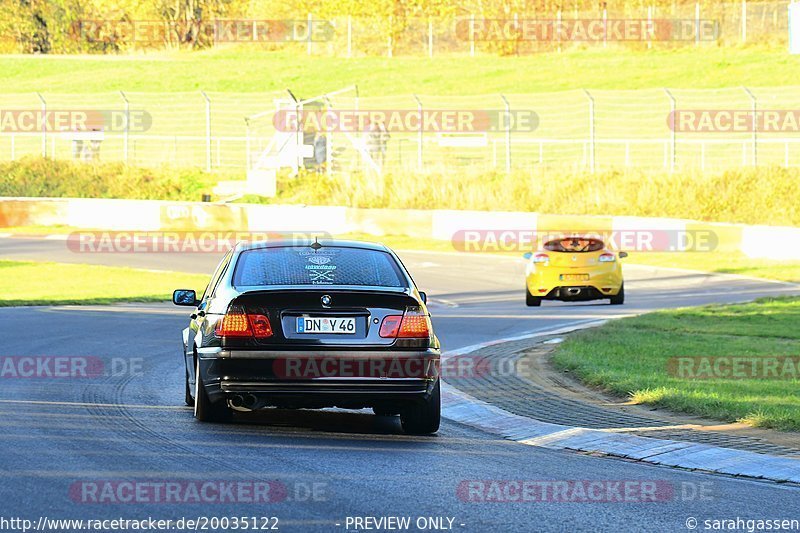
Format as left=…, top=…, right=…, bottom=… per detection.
left=400, top=380, right=440, bottom=435
left=194, top=357, right=231, bottom=423
left=609, top=284, right=625, bottom=305
left=525, top=287, right=542, bottom=307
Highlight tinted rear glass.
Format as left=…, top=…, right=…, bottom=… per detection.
left=232, top=247, right=406, bottom=287
left=544, top=238, right=605, bottom=253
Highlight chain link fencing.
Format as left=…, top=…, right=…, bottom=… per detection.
left=2, top=86, right=800, bottom=177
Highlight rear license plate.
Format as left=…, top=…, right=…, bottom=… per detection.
left=560, top=274, right=589, bottom=281
left=296, top=317, right=356, bottom=334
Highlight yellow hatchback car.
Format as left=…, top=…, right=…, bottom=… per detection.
left=524, top=236, right=627, bottom=307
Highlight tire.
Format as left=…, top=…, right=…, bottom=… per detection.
left=193, top=357, right=231, bottom=423
left=609, top=284, right=625, bottom=305
left=400, top=380, right=441, bottom=435
left=184, top=367, right=194, bottom=407
left=525, top=287, right=542, bottom=307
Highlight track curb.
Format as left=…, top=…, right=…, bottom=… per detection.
left=440, top=322, right=800, bottom=484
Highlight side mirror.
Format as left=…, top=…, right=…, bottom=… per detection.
left=619, top=251, right=628, bottom=259
left=419, top=291, right=427, bottom=304
left=522, top=252, right=533, bottom=260
left=172, top=289, right=198, bottom=306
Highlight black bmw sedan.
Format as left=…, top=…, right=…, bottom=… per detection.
left=172, top=240, right=441, bottom=434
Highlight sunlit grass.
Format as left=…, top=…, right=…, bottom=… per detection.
left=0, top=260, right=209, bottom=306
left=0, top=46, right=797, bottom=94
left=552, top=297, right=800, bottom=431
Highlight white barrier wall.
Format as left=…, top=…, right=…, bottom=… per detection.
left=1, top=197, right=799, bottom=260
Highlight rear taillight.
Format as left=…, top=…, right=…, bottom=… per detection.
left=598, top=253, right=616, bottom=262
left=215, top=305, right=273, bottom=338
left=532, top=253, right=550, bottom=264
left=379, top=315, right=402, bottom=338
left=248, top=314, right=273, bottom=337
left=379, top=307, right=431, bottom=339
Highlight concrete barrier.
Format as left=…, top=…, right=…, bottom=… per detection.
left=0, top=197, right=798, bottom=260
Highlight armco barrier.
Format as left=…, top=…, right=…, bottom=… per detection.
left=0, top=197, right=799, bottom=260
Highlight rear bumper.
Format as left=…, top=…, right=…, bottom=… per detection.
left=527, top=273, right=622, bottom=300
left=198, top=348, right=440, bottom=409
left=544, top=285, right=608, bottom=301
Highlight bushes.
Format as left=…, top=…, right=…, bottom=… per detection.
left=264, top=166, right=800, bottom=227
left=0, top=157, right=215, bottom=201
left=2, top=157, right=798, bottom=227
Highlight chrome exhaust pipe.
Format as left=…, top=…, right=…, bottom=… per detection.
left=567, top=288, right=581, bottom=296
left=243, top=394, right=258, bottom=409
left=230, top=395, right=244, bottom=408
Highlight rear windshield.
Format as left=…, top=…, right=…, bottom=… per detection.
left=232, top=247, right=407, bottom=287
left=544, top=238, right=605, bottom=253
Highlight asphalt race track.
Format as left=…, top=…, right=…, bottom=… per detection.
left=1, top=238, right=799, bottom=532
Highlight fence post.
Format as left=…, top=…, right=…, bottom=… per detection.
left=294, top=99, right=302, bottom=174
left=556, top=9, right=562, bottom=52
left=664, top=88, right=676, bottom=172
left=470, top=14, right=475, bottom=56
left=119, top=91, right=129, bottom=164
left=500, top=94, right=511, bottom=173
left=428, top=18, right=433, bottom=57
left=695, top=2, right=701, bottom=46
left=582, top=89, right=595, bottom=173
left=742, top=0, right=747, bottom=43
left=413, top=94, right=423, bottom=169
left=323, top=96, right=333, bottom=177
left=244, top=117, right=251, bottom=172
left=36, top=92, right=46, bottom=157
left=743, top=86, right=757, bottom=166
left=201, top=91, right=211, bottom=172
left=388, top=15, right=393, bottom=58
left=347, top=16, right=352, bottom=58
left=307, top=13, right=313, bottom=55
left=602, top=8, right=608, bottom=48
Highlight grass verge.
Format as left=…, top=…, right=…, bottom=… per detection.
left=551, top=297, right=800, bottom=431
left=0, top=260, right=208, bottom=306
left=621, top=252, right=800, bottom=284
left=0, top=47, right=798, bottom=94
